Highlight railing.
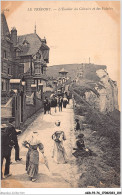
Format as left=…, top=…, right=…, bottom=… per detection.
left=1, top=97, right=13, bottom=118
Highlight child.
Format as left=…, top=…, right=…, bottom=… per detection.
left=75, top=119, right=81, bottom=131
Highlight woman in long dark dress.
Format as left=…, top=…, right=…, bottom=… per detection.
left=50, top=95, right=57, bottom=113
left=63, top=97, right=68, bottom=108
left=23, top=132, right=44, bottom=182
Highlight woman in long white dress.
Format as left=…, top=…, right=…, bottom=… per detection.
left=23, top=132, right=44, bottom=182
left=52, top=121, right=68, bottom=164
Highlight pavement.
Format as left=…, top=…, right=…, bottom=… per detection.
left=1, top=100, right=78, bottom=188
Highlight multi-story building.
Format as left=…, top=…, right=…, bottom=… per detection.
left=1, top=12, right=50, bottom=128
left=1, top=13, right=23, bottom=97
left=15, top=27, right=50, bottom=95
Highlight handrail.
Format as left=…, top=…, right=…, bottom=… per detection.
left=1, top=97, right=13, bottom=108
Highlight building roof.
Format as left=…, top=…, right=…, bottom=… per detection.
left=1, top=13, right=10, bottom=39
left=59, top=68, right=68, bottom=73
left=17, top=33, right=49, bottom=57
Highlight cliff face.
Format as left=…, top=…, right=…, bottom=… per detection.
left=85, top=69, right=118, bottom=113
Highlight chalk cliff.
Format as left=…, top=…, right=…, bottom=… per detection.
left=85, top=69, right=118, bottom=113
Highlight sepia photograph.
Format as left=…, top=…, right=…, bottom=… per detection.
left=0, top=0, right=121, bottom=194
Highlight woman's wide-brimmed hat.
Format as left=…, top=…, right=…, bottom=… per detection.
left=55, top=120, right=61, bottom=126
left=77, top=133, right=84, bottom=139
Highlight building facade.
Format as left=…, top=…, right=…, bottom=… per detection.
left=16, top=30, right=49, bottom=95
left=1, top=13, right=50, bottom=128
left=1, top=13, right=24, bottom=96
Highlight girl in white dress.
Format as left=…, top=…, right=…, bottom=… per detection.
left=52, top=121, right=68, bottom=164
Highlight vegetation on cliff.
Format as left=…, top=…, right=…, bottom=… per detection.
left=72, top=89, right=120, bottom=187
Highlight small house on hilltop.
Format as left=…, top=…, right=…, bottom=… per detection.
left=58, top=68, right=68, bottom=84
left=59, top=68, right=68, bottom=77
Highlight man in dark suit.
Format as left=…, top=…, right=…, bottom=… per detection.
left=8, top=119, right=22, bottom=162
left=58, top=96, right=63, bottom=112
left=1, top=124, right=14, bottom=179
left=43, top=97, right=48, bottom=114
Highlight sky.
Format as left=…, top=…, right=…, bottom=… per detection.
left=2, top=1, right=120, bottom=103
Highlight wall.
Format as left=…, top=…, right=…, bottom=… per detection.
left=1, top=90, right=43, bottom=128
left=25, top=76, right=34, bottom=95
left=1, top=97, right=13, bottom=118
left=24, top=98, right=43, bottom=121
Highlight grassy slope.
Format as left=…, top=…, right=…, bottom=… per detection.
left=72, top=90, right=120, bottom=188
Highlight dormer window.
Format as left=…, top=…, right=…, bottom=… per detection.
left=16, top=51, right=19, bottom=57
left=23, top=42, right=28, bottom=46
left=23, top=39, right=29, bottom=46
left=8, top=67, right=11, bottom=75
left=16, top=50, right=20, bottom=57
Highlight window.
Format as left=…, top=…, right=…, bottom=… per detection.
left=24, top=62, right=30, bottom=73
left=1, top=62, right=3, bottom=73
left=3, top=50, right=7, bottom=58
left=41, top=66, right=43, bottom=74
left=8, top=68, right=10, bottom=74
left=1, top=79, right=7, bottom=91
left=43, top=67, right=46, bottom=74
left=6, top=82, right=8, bottom=91
left=2, top=81, right=4, bottom=91
left=16, top=51, right=19, bottom=57
left=7, top=52, right=10, bottom=57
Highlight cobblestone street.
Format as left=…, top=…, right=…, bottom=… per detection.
left=2, top=100, right=78, bottom=188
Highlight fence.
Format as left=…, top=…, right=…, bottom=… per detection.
left=1, top=97, right=13, bottom=118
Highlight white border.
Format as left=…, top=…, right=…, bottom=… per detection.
left=0, top=0, right=122, bottom=194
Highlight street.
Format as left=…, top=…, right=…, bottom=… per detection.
left=2, top=100, right=78, bottom=188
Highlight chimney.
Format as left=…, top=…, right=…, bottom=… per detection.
left=11, top=27, right=17, bottom=46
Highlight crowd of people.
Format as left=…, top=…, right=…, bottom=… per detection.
left=43, top=91, right=70, bottom=115
left=1, top=91, right=79, bottom=182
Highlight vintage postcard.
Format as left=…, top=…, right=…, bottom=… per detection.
left=0, top=0, right=121, bottom=194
